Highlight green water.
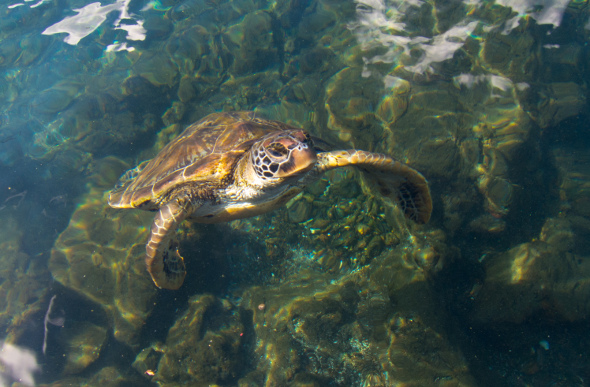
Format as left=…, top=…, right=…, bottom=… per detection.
left=1, top=0, right=589, bottom=385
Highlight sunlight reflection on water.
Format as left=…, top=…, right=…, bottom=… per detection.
left=40, top=0, right=146, bottom=49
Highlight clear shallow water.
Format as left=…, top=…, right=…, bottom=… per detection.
left=1, top=0, right=590, bottom=385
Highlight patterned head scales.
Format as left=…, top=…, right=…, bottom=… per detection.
left=251, top=129, right=316, bottom=180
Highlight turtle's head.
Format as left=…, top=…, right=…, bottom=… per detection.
left=249, top=130, right=316, bottom=185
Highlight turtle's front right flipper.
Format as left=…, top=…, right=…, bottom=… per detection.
left=146, top=200, right=190, bottom=289
left=314, top=150, right=432, bottom=224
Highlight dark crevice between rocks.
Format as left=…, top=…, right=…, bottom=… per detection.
left=37, top=282, right=112, bottom=383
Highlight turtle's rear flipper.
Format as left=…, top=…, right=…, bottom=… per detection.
left=145, top=200, right=189, bottom=289
left=316, top=150, right=432, bottom=224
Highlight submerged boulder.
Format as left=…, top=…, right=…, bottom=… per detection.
left=49, top=157, right=158, bottom=349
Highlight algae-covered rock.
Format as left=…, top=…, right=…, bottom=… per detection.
left=26, top=85, right=159, bottom=165
left=555, top=147, right=590, bottom=224
left=49, top=157, right=158, bottom=348
left=161, top=101, right=186, bottom=127
left=471, top=146, right=590, bottom=323
left=375, top=76, right=411, bottom=127
left=224, top=11, right=278, bottom=76
left=451, top=74, right=537, bottom=221
left=0, top=214, right=51, bottom=344
left=231, top=166, right=411, bottom=273
left=31, top=81, right=83, bottom=115
left=286, top=194, right=313, bottom=223
left=177, top=75, right=197, bottom=103
left=62, top=322, right=108, bottom=375
left=238, top=237, right=470, bottom=386
left=132, top=53, right=178, bottom=87
left=165, top=24, right=211, bottom=76
left=481, top=20, right=538, bottom=82
left=471, top=217, right=590, bottom=323
left=46, top=366, right=141, bottom=387
left=529, top=82, right=587, bottom=129
left=385, top=316, right=476, bottom=386
left=132, top=344, right=164, bottom=378
left=155, top=294, right=247, bottom=385
left=241, top=273, right=362, bottom=385
left=324, top=67, right=384, bottom=145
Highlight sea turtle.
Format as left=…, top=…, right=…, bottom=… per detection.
left=108, top=111, right=432, bottom=289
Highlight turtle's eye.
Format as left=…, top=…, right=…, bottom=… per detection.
left=267, top=143, right=288, bottom=158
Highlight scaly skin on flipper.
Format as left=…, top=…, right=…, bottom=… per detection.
left=146, top=199, right=191, bottom=289
left=312, top=150, right=432, bottom=224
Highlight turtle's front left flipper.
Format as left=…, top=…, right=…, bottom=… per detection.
left=315, top=150, right=432, bottom=224
left=146, top=200, right=191, bottom=289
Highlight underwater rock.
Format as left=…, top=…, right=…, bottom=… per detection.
left=49, top=157, right=158, bottom=348
left=155, top=294, right=247, bottom=385
left=230, top=159, right=436, bottom=273
left=549, top=146, right=590, bottom=254
left=62, top=322, right=107, bottom=375
left=132, top=53, right=178, bottom=87
left=165, top=25, right=211, bottom=76
left=132, top=345, right=164, bottom=378
left=385, top=314, right=476, bottom=386
left=297, top=8, right=338, bottom=42
left=31, top=81, right=83, bottom=115
left=541, top=43, right=583, bottom=83
left=469, top=213, right=506, bottom=234
left=121, top=75, right=165, bottom=106
left=452, top=74, right=536, bottom=221
left=288, top=76, right=324, bottom=106
left=324, top=67, right=384, bottom=145
left=253, top=100, right=312, bottom=130
left=530, top=82, right=586, bottom=129
left=286, top=194, right=313, bottom=223
left=477, top=174, right=514, bottom=219
left=143, top=14, right=173, bottom=41
left=166, top=0, right=257, bottom=24
left=384, top=84, right=468, bottom=179
left=299, top=47, right=336, bottom=75
left=481, top=20, right=538, bottom=82
left=177, top=75, right=197, bottom=103
left=240, top=273, right=363, bottom=385
left=26, top=85, right=158, bottom=164
left=555, top=147, right=590, bottom=223
left=224, top=11, right=278, bottom=76
left=470, top=217, right=590, bottom=323
left=166, top=0, right=208, bottom=21
left=539, top=217, right=575, bottom=251
left=375, top=77, right=411, bottom=127
left=47, top=366, right=140, bottom=386
left=15, top=36, right=47, bottom=67
left=409, top=136, right=462, bottom=181
left=201, top=69, right=282, bottom=113
left=0, top=214, right=50, bottom=344
left=237, top=234, right=469, bottom=386
left=162, top=101, right=186, bottom=127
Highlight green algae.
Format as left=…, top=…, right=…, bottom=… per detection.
left=2, top=0, right=590, bottom=385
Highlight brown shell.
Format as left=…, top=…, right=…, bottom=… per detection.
left=108, top=111, right=296, bottom=209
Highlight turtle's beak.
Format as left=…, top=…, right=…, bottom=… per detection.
left=279, top=147, right=316, bottom=177
left=276, top=131, right=316, bottom=178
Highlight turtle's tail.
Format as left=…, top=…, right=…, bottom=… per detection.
left=146, top=200, right=188, bottom=289
left=316, top=150, right=432, bottom=224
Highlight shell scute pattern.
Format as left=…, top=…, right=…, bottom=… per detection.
left=109, top=112, right=287, bottom=209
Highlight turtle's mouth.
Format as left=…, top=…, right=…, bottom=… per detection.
left=252, top=130, right=316, bottom=180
